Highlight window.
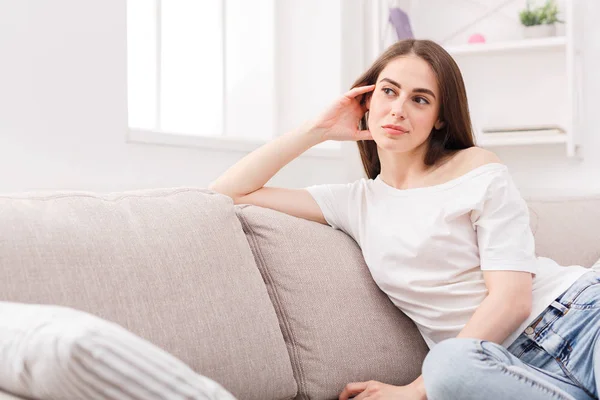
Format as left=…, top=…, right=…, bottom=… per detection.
left=127, top=0, right=276, bottom=141
left=127, top=0, right=341, bottom=155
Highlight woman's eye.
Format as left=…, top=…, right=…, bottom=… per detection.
left=414, top=96, right=429, bottom=105
left=382, top=87, right=396, bottom=96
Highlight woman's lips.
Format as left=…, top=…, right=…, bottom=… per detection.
left=382, top=125, right=408, bottom=135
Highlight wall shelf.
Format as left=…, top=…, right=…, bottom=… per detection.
left=445, top=36, right=567, bottom=57
left=371, top=0, right=583, bottom=158
left=477, top=128, right=568, bottom=147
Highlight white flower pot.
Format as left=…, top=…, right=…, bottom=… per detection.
left=523, top=24, right=557, bottom=39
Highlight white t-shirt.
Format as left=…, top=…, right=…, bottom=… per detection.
left=305, top=163, right=588, bottom=349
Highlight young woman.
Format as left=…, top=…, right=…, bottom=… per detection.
left=209, top=39, right=596, bottom=400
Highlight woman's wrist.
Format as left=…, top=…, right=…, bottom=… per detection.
left=409, top=376, right=428, bottom=400
left=293, top=121, right=328, bottom=146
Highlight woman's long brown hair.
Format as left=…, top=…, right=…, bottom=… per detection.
left=354, top=39, right=476, bottom=179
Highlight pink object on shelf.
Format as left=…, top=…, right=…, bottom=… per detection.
left=468, top=34, right=486, bottom=44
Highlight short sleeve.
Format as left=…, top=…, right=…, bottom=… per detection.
left=304, top=180, right=362, bottom=241
left=470, top=168, right=537, bottom=274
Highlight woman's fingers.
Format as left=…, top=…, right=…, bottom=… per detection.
left=339, top=381, right=370, bottom=400
left=356, top=129, right=373, bottom=141
left=344, top=84, right=376, bottom=100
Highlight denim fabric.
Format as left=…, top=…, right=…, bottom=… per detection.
left=422, top=270, right=600, bottom=400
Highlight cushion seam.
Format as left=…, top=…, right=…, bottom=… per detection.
left=236, top=210, right=304, bottom=399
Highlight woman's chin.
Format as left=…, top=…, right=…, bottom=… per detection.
left=375, top=136, right=412, bottom=151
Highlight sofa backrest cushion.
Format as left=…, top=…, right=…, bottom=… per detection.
left=236, top=204, right=428, bottom=400
left=527, top=195, right=600, bottom=268
left=0, top=188, right=296, bottom=400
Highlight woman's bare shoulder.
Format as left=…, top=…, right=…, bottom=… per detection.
left=453, top=147, right=503, bottom=172
left=436, top=147, right=503, bottom=183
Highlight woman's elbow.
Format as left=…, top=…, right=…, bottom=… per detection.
left=514, top=297, right=533, bottom=322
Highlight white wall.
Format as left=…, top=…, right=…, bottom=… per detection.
left=402, top=0, right=600, bottom=196
left=491, top=0, right=600, bottom=196
left=0, top=0, right=352, bottom=193
left=0, top=0, right=598, bottom=195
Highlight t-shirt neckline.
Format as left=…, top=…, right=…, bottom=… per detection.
left=373, top=163, right=507, bottom=196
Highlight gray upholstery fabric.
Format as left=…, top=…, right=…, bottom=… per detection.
left=527, top=195, right=600, bottom=267
left=0, top=188, right=296, bottom=400
left=236, top=204, right=428, bottom=400
left=1, top=186, right=598, bottom=400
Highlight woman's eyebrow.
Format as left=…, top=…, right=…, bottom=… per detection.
left=379, top=77, right=436, bottom=100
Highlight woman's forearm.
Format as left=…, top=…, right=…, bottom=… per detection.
left=208, top=123, right=325, bottom=199
left=209, top=84, right=376, bottom=199
left=457, top=293, right=530, bottom=345
left=408, top=295, right=529, bottom=398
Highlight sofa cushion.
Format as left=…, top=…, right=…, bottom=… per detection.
left=526, top=195, right=600, bottom=268
left=235, top=204, right=428, bottom=400
left=0, top=302, right=236, bottom=400
left=0, top=188, right=296, bottom=400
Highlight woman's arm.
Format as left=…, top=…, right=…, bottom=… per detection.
left=340, top=276, right=533, bottom=400
left=457, top=270, right=533, bottom=342
left=208, top=124, right=324, bottom=200
left=208, top=85, right=374, bottom=200
left=406, top=270, right=533, bottom=398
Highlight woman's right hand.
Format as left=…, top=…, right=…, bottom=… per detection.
left=309, top=84, right=375, bottom=142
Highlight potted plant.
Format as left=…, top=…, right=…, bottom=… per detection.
left=519, top=0, right=559, bottom=38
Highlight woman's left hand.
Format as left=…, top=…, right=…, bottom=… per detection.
left=338, top=380, right=426, bottom=400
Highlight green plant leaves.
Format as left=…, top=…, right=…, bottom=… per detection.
left=519, top=0, right=559, bottom=26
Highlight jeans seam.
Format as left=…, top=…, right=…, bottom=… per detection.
left=534, top=313, right=561, bottom=340
left=569, top=304, right=600, bottom=310
left=547, top=334, right=597, bottom=400
left=547, top=278, right=600, bottom=399
left=515, top=340, right=584, bottom=391
left=476, top=345, right=575, bottom=400
left=563, top=280, right=600, bottom=308
left=529, top=316, right=592, bottom=397
left=539, top=326, right=573, bottom=365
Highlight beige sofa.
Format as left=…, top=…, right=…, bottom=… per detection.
left=1, top=187, right=599, bottom=400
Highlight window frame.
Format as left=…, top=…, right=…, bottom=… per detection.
left=125, top=0, right=342, bottom=158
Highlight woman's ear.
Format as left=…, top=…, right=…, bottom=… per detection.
left=434, top=120, right=445, bottom=130
left=362, top=93, right=371, bottom=111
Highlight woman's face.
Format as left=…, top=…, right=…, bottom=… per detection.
left=367, top=55, right=442, bottom=153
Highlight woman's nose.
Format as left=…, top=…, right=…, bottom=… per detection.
left=391, top=98, right=407, bottom=120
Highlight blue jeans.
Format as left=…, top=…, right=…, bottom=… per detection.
left=422, top=270, right=600, bottom=400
